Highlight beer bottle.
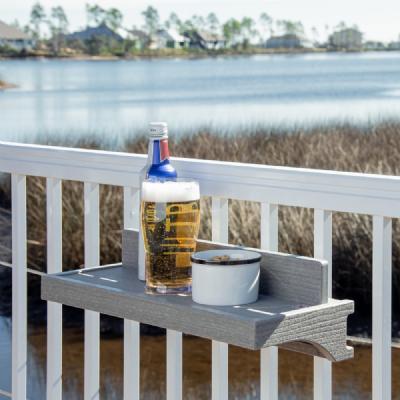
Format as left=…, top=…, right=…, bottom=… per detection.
left=138, top=122, right=177, bottom=280
left=146, top=122, right=177, bottom=180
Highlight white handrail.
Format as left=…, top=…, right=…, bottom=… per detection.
left=0, top=141, right=399, bottom=216
left=1, top=142, right=396, bottom=400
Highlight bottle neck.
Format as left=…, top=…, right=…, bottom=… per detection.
left=148, top=137, right=170, bottom=165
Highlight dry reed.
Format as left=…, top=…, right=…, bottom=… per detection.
left=1, top=121, right=399, bottom=332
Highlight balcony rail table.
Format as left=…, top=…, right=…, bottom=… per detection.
left=0, top=141, right=396, bottom=400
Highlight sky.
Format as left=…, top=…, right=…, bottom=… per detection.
left=2, top=0, right=400, bottom=42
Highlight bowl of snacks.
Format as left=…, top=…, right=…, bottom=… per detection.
left=191, top=249, right=261, bottom=306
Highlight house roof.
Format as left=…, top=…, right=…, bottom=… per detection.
left=0, top=20, right=30, bottom=40
left=156, top=29, right=188, bottom=42
left=196, top=30, right=225, bottom=42
left=128, top=29, right=149, bottom=41
left=65, top=23, right=123, bottom=42
left=332, top=28, right=362, bottom=36
left=267, top=34, right=301, bottom=41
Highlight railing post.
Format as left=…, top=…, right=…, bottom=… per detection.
left=372, top=216, right=392, bottom=400
left=260, top=203, right=278, bottom=400
left=11, top=174, right=27, bottom=400
left=313, top=209, right=332, bottom=400
left=167, top=330, right=182, bottom=400
left=84, top=182, right=100, bottom=400
left=211, top=197, right=229, bottom=400
left=46, top=178, right=63, bottom=400
left=123, top=186, right=140, bottom=400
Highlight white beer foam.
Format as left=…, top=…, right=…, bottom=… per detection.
left=142, top=180, right=200, bottom=203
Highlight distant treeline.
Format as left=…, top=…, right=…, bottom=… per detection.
left=2, top=2, right=368, bottom=57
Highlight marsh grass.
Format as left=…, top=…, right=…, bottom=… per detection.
left=1, top=121, right=399, bottom=334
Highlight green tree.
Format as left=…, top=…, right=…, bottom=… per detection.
left=105, top=8, right=123, bottom=31
left=30, top=2, right=46, bottom=40
left=181, top=19, right=195, bottom=33
left=336, top=21, right=347, bottom=31
left=51, top=6, right=68, bottom=34
left=49, top=6, right=69, bottom=53
left=311, top=26, right=319, bottom=44
left=223, top=18, right=241, bottom=47
left=86, top=4, right=105, bottom=27
left=207, top=12, right=219, bottom=34
left=259, top=12, right=273, bottom=39
left=142, top=6, right=160, bottom=35
left=191, top=15, right=206, bottom=31
left=277, top=20, right=304, bottom=36
left=241, top=17, right=257, bottom=47
left=165, top=12, right=182, bottom=32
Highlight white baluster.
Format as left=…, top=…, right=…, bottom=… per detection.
left=11, top=174, right=27, bottom=400
left=211, top=197, right=229, bottom=400
left=46, top=178, right=63, bottom=400
left=260, top=203, right=278, bottom=400
left=123, top=186, right=140, bottom=400
left=167, top=330, right=182, bottom=400
left=372, top=216, right=392, bottom=400
left=313, top=209, right=332, bottom=400
left=84, top=182, right=100, bottom=400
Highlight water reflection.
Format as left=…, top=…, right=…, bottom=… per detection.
left=1, top=317, right=399, bottom=399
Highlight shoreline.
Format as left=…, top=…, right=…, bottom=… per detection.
left=0, top=80, right=17, bottom=90
left=0, top=47, right=391, bottom=62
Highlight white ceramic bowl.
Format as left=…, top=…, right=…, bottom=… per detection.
left=191, top=249, right=261, bottom=306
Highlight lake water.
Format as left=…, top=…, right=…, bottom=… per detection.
left=1, top=52, right=400, bottom=142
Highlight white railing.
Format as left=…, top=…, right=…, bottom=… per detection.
left=0, top=141, right=398, bottom=400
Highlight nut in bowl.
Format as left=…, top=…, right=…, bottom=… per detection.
left=191, top=249, right=261, bottom=306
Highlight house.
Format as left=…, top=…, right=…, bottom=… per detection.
left=0, top=20, right=34, bottom=50
left=364, top=41, right=386, bottom=51
left=329, top=28, right=363, bottom=50
left=388, top=41, right=400, bottom=50
left=126, top=29, right=150, bottom=50
left=151, top=29, right=189, bottom=49
left=185, top=30, right=226, bottom=50
left=265, top=34, right=310, bottom=49
left=64, top=23, right=123, bottom=43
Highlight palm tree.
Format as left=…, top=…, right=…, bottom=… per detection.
left=30, top=2, right=46, bottom=40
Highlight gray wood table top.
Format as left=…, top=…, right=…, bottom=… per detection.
left=42, top=241, right=354, bottom=362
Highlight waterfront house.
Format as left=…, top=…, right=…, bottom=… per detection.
left=0, top=20, right=34, bottom=51
left=364, top=41, right=386, bottom=51
left=388, top=40, right=400, bottom=50
left=126, top=29, right=150, bottom=50
left=151, top=29, right=189, bottom=50
left=185, top=30, right=226, bottom=50
left=64, top=23, right=123, bottom=43
left=265, top=34, right=311, bottom=49
left=329, top=28, right=363, bottom=50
